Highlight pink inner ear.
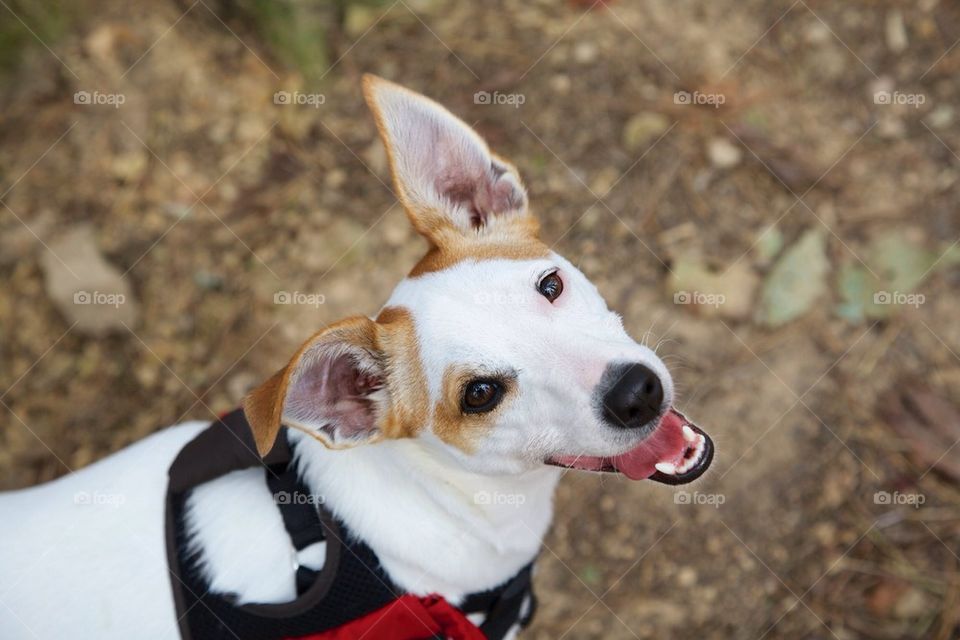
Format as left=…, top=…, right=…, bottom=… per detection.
left=284, top=351, right=383, bottom=441
left=385, top=93, right=526, bottom=230
left=437, top=159, right=527, bottom=229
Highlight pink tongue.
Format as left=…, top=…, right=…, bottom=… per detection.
left=610, top=409, right=688, bottom=479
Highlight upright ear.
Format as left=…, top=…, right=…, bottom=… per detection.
left=362, top=74, right=530, bottom=243
left=243, top=317, right=387, bottom=456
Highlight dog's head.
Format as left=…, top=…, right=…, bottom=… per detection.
left=245, top=76, right=712, bottom=485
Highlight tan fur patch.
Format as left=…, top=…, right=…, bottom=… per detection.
left=375, top=306, right=429, bottom=439
left=433, top=365, right=516, bottom=453
left=409, top=217, right=549, bottom=277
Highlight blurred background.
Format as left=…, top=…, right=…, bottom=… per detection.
left=1, top=0, right=959, bottom=638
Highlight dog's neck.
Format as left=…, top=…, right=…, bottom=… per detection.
left=289, top=430, right=561, bottom=599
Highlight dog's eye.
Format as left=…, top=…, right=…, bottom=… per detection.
left=537, top=271, right=563, bottom=302
left=462, top=379, right=504, bottom=414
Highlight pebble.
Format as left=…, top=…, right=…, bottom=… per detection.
left=573, top=41, right=598, bottom=64
left=707, top=137, right=742, bottom=169
left=40, top=225, right=140, bottom=336
left=623, top=112, right=670, bottom=151
left=928, top=104, right=954, bottom=129
left=885, top=10, right=908, bottom=53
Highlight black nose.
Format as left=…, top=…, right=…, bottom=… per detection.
left=600, top=363, right=664, bottom=429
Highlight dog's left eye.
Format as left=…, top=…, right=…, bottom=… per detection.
left=537, top=271, right=563, bottom=302
left=462, top=379, right=504, bottom=414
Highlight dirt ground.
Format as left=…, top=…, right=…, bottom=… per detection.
left=2, top=1, right=960, bottom=638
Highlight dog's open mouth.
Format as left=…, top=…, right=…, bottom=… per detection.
left=546, top=409, right=713, bottom=485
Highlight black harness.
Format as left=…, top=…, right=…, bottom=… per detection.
left=165, top=409, right=537, bottom=640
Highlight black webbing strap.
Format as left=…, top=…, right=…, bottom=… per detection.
left=264, top=459, right=327, bottom=597
left=460, top=562, right=537, bottom=639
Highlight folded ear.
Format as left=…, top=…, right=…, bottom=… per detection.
left=362, top=74, right=530, bottom=244
left=243, top=317, right=386, bottom=456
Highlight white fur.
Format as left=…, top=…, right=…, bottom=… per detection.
left=0, top=422, right=206, bottom=638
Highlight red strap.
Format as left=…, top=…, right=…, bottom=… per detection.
left=286, top=594, right=486, bottom=640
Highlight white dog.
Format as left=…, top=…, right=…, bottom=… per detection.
left=0, top=76, right=713, bottom=640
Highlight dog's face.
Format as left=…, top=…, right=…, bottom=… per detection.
left=246, top=76, right=712, bottom=485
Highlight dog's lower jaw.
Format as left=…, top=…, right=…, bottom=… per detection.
left=290, top=431, right=561, bottom=601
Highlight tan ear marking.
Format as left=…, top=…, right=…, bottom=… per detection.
left=242, top=316, right=384, bottom=457
left=243, top=368, right=289, bottom=456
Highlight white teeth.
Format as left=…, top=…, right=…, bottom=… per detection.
left=682, top=425, right=696, bottom=443
left=655, top=462, right=677, bottom=475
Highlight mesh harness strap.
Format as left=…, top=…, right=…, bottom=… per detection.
left=165, top=409, right=537, bottom=639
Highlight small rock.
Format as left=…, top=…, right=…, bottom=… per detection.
left=573, top=41, right=598, bottom=64
left=549, top=74, right=571, bottom=94
left=893, top=587, right=931, bottom=619
left=110, top=149, right=149, bottom=183
left=589, top=166, right=620, bottom=196
left=40, top=225, right=140, bottom=336
left=803, top=20, right=831, bottom=44
left=707, top=137, right=742, bottom=169
left=668, top=257, right=759, bottom=320
left=878, top=115, right=906, bottom=139
left=928, top=104, right=954, bottom=129
left=325, top=168, right=347, bottom=189
left=885, top=10, right=908, bottom=54
left=623, top=112, right=670, bottom=152
left=677, top=567, right=698, bottom=587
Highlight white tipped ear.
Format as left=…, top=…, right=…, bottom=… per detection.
left=244, top=317, right=386, bottom=454
left=362, top=74, right=529, bottom=241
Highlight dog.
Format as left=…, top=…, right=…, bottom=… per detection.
left=0, top=76, right=713, bottom=640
